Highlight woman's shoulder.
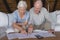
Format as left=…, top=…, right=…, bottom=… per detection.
left=12, top=10, right=19, bottom=17
left=12, top=10, right=18, bottom=15
left=26, top=11, right=30, bottom=15
left=13, top=10, right=18, bottom=13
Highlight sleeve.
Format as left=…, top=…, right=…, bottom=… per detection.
left=43, top=8, right=56, bottom=29
left=12, top=10, right=18, bottom=23
left=25, top=12, right=30, bottom=22
left=55, top=10, right=60, bottom=15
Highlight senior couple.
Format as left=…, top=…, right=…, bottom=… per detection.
left=12, top=0, right=55, bottom=34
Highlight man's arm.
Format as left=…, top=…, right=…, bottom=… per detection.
left=43, top=8, right=56, bottom=33
left=55, top=10, right=60, bottom=15
left=43, top=8, right=56, bottom=29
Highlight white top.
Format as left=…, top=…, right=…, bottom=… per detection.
left=29, top=7, right=55, bottom=27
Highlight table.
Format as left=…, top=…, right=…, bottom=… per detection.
left=0, top=32, right=60, bottom=40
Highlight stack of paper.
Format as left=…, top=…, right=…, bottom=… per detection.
left=7, top=33, right=36, bottom=39
left=38, top=32, right=55, bottom=37
left=55, top=26, right=60, bottom=32
left=33, top=30, right=55, bottom=37
left=16, top=33, right=29, bottom=39
left=33, top=30, right=48, bottom=33
left=7, top=30, right=56, bottom=40
left=7, top=33, right=18, bottom=39
left=6, top=28, right=15, bottom=33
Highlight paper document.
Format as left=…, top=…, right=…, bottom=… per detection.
left=33, top=30, right=55, bottom=37
left=7, top=33, right=18, bottom=39
left=55, top=26, right=60, bottom=32
left=33, top=30, right=48, bottom=33
left=16, top=33, right=29, bottom=39
left=6, top=28, right=15, bottom=33
left=7, top=30, right=56, bottom=39
left=38, top=32, right=55, bottom=37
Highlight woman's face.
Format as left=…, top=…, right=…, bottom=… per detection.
left=18, top=7, right=26, bottom=14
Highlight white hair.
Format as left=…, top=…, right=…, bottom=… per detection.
left=17, top=1, right=27, bottom=8
left=35, top=0, right=42, bottom=4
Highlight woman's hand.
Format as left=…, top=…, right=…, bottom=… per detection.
left=21, top=29, right=27, bottom=34
left=12, top=23, right=23, bottom=31
left=23, top=21, right=28, bottom=26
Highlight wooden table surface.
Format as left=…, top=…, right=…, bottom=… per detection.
left=0, top=32, right=60, bottom=40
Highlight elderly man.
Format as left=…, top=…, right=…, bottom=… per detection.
left=12, top=1, right=29, bottom=34
left=28, top=0, right=55, bottom=33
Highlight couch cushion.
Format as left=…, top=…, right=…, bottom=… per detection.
left=8, top=14, right=14, bottom=26
left=0, top=12, right=8, bottom=27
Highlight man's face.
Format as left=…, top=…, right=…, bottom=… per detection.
left=34, top=1, right=43, bottom=14
left=18, top=7, right=26, bottom=14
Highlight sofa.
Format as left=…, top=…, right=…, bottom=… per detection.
left=0, top=10, right=60, bottom=34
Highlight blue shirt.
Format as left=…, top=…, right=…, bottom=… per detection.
left=13, top=10, right=30, bottom=23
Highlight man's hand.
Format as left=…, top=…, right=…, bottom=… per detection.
left=48, top=29, right=55, bottom=34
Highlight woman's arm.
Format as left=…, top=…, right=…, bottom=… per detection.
left=12, top=23, right=23, bottom=31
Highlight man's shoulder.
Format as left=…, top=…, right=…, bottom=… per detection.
left=41, top=7, right=48, bottom=14
left=30, top=7, right=47, bottom=11
left=29, top=7, right=34, bottom=12
left=41, top=7, right=47, bottom=11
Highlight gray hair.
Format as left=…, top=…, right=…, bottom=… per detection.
left=34, top=0, right=42, bottom=4
left=17, top=1, right=27, bottom=9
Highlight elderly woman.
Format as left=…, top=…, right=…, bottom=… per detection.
left=12, top=1, right=29, bottom=34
